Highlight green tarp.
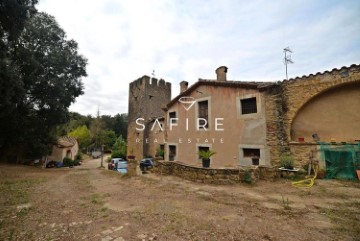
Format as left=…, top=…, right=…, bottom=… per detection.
left=320, top=143, right=360, bottom=180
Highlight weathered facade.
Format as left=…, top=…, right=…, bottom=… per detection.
left=265, top=64, right=360, bottom=166
left=127, top=64, right=360, bottom=168
left=47, top=136, right=79, bottom=162
left=127, top=76, right=171, bottom=160
left=164, top=67, right=272, bottom=167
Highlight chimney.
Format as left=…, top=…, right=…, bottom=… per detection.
left=180, top=80, right=188, bottom=93
left=216, top=66, right=228, bottom=81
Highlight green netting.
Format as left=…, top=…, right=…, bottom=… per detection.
left=320, top=143, right=360, bottom=180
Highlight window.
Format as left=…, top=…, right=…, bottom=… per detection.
left=243, top=148, right=260, bottom=158
left=169, top=111, right=177, bottom=124
left=241, top=97, right=257, bottom=114
left=243, top=148, right=260, bottom=166
left=198, top=100, right=208, bottom=128
left=169, top=145, right=176, bottom=161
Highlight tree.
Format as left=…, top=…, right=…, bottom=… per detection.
left=102, top=130, right=116, bottom=151
left=90, top=108, right=105, bottom=150
left=68, top=125, right=91, bottom=150
left=113, top=113, right=128, bottom=139
left=0, top=10, right=87, bottom=158
left=0, top=0, right=38, bottom=152
left=112, top=135, right=127, bottom=158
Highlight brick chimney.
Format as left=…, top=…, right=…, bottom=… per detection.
left=180, top=80, right=188, bottom=93
left=216, top=66, right=228, bottom=81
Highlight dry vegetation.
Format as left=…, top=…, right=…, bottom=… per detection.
left=0, top=160, right=359, bottom=241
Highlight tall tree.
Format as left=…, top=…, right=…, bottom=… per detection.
left=68, top=125, right=91, bottom=150
left=90, top=108, right=105, bottom=150
left=0, top=10, right=87, bottom=158
left=0, top=0, right=38, bottom=133
left=113, top=113, right=128, bottom=139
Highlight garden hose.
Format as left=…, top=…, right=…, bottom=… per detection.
left=291, top=165, right=318, bottom=188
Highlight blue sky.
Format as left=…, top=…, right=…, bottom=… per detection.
left=37, top=0, right=360, bottom=116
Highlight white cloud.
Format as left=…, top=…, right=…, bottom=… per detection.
left=38, top=0, right=360, bottom=116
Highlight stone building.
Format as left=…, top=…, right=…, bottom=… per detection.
left=127, top=75, right=171, bottom=159
left=47, top=136, right=79, bottom=163
left=127, top=64, right=360, bottom=168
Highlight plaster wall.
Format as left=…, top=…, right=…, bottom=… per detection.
left=291, top=82, right=360, bottom=142
left=165, top=85, right=269, bottom=168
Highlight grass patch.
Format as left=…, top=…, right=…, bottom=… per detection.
left=90, top=193, right=104, bottom=205
left=0, top=177, right=47, bottom=206
left=281, top=195, right=291, bottom=210
left=16, top=207, right=31, bottom=217
left=320, top=201, right=360, bottom=237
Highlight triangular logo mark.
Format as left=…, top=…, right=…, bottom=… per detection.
left=179, top=97, right=196, bottom=111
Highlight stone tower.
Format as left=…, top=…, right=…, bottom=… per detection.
left=127, top=75, right=171, bottom=160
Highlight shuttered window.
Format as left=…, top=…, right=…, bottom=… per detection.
left=198, top=100, right=208, bottom=128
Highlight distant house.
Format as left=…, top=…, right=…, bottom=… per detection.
left=47, top=136, right=79, bottom=162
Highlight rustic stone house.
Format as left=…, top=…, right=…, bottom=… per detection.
left=47, top=136, right=79, bottom=162
left=127, top=64, right=360, bottom=168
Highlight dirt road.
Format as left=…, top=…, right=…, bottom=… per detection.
left=0, top=158, right=359, bottom=241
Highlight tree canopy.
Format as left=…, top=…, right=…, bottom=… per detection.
left=0, top=2, right=87, bottom=159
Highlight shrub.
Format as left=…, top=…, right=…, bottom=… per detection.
left=75, top=152, right=82, bottom=162
left=111, top=150, right=123, bottom=158
left=156, top=146, right=164, bottom=158
left=63, top=157, right=73, bottom=167
left=280, top=154, right=294, bottom=169
left=243, top=169, right=252, bottom=184
left=198, top=150, right=216, bottom=160
left=106, top=156, right=112, bottom=163
left=73, top=159, right=80, bottom=166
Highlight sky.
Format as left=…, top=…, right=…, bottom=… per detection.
left=37, top=0, right=360, bottom=116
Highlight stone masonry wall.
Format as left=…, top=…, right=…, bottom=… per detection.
left=127, top=76, right=171, bottom=160
left=283, top=64, right=360, bottom=139
left=153, top=161, right=278, bottom=184
left=265, top=64, right=360, bottom=166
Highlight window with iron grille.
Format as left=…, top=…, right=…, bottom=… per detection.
left=241, top=97, right=257, bottom=114
left=198, top=100, right=208, bottom=128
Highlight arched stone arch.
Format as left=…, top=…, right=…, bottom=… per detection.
left=282, top=64, right=360, bottom=140
left=290, top=81, right=360, bottom=142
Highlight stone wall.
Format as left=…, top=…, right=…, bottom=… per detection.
left=283, top=64, right=360, bottom=140
left=127, top=76, right=171, bottom=160
left=288, top=142, right=321, bottom=167
left=153, top=161, right=278, bottom=184
left=265, top=64, right=360, bottom=166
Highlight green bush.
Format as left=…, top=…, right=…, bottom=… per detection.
left=156, top=146, right=164, bottom=158
left=243, top=169, right=252, bottom=184
left=63, top=157, right=73, bottom=167
left=106, top=156, right=112, bottom=163
left=111, top=150, right=123, bottom=158
left=73, top=159, right=80, bottom=166
left=75, top=152, right=82, bottom=161
left=280, top=154, right=294, bottom=169
left=63, top=157, right=81, bottom=167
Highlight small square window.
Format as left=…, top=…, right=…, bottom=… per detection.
left=169, top=111, right=177, bottom=124
left=241, top=97, right=257, bottom=114
left=243, top=148, right=260, bottom=165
